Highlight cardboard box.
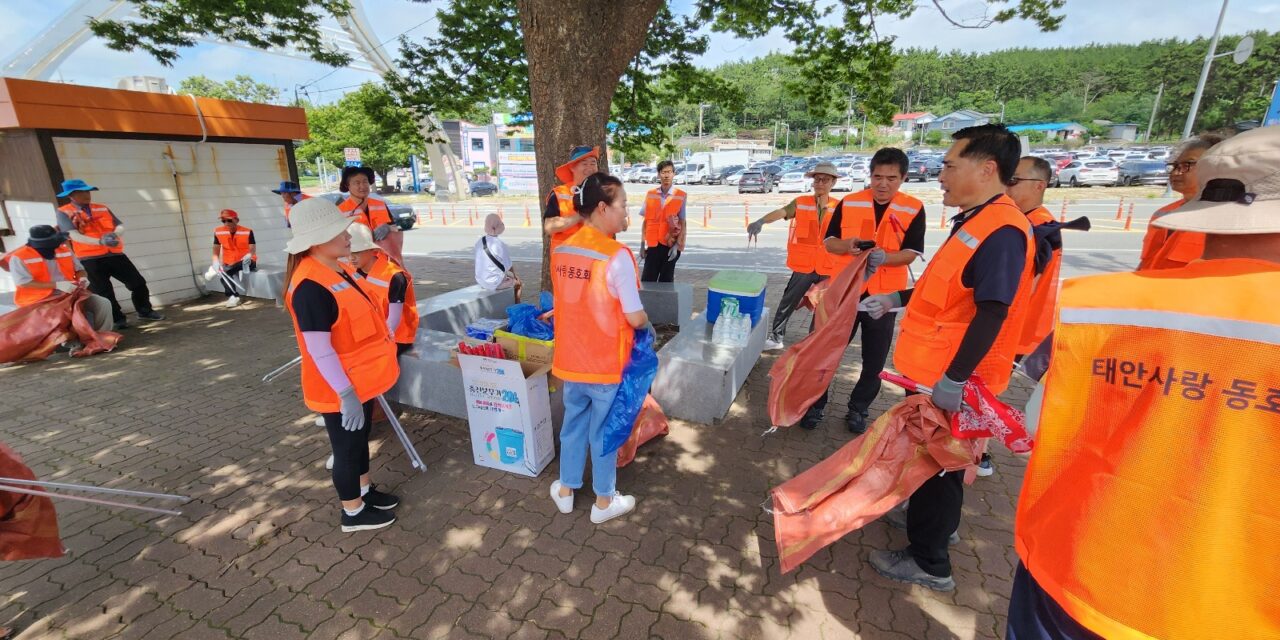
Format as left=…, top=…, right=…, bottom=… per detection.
left=494, top=330, right=554, bottom=366
left=458, top=354, right=556, bottom=477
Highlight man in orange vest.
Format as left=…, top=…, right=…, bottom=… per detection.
left=1137, top=134, right=1224, bottom=271
left=810, top=148, right=926, bottom=433
left=4, top=225, right=112, bottom=333
left=54, top=179, right=163, bottom=330
left=1007, top=125, right=1280, bottom=639
left=639, top=160, right=687, bottom=283
left=210, top=209, right=256, bottom=308
left=747, top=162, right=843, bottom=354
left=272, top=181, right=310, bottom=229
left=543, top=145, right=599, bottom=255
left=861, top=124, right=1035, bottom=591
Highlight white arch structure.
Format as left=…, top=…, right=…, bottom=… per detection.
left=1, top=0, right=469, bottom=199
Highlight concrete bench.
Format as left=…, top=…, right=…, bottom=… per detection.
left=639, top=282, right=693, bottom=327
left=388, top=327, right=565, bottom=426
left=417, top=284, right=513, bottom=335
left=650, top=308, right=771, bottom=424
left=241, top=266, right=285, bottom=304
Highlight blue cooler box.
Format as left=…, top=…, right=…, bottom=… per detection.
left=706, top=270, right=767, bottom=326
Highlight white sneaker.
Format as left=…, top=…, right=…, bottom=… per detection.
left=224, top=295, right=241, bottom=308
left=590, top=494, right=636, bottom=524
left=550, top=481, right=574, bottom=514
left=325, top=454, right=335, bottom=470
left=763, top=337, right=784, bottom=351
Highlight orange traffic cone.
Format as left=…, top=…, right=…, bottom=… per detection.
left=1060, top=201, right=1067, bottom=223
left=1124, top=208, right=1133, bottom=231
left=1115, top=197, right=1124, bottom=220
left=524, top=204, right=531, bottom=227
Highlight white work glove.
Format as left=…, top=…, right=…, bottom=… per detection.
left=861, top=292, right=901, bottom=319
left=100, top=233, right=120, bottom=248
left=864, top=248, right=886, bottom=277
left=667, top=245, right=681, bottom=262
left=931, top=375, right=965, bottom=413
left=241, top=254, right=253, bottom=269
left=204, top=264, right=220, bottom=281
left=337, top=386, right=365, bottom=431
left=55, top=281, right=77, bottom=293
left=372, top=223, right=394, bottom=242
left=747, top=219, right=764, bottom=237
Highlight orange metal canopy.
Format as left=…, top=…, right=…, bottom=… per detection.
left=0, top=77, right=308, bottom=141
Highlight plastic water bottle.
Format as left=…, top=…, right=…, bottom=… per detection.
left=711, top=313, right=726, bottom=345
left=735, top=313, right=750, bottom=346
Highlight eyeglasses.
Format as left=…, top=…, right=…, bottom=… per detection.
left=220, top=219, right=236, bottom=224
left=1007, top=177, right=1046, bottom=185
left=1166, top=161, right=1197, bottom=174
left=811, top=176, right=836, bottom=184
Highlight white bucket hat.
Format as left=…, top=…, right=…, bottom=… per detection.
left=1155, top=126, right=1280, bottom=235
left=285, top=197, right=352, bottom=254
left=347, top=222, right=377, bottom=253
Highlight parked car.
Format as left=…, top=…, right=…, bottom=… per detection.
left=758, top=164, right=785, bottom=179
left=905, top=159, right=931, bottom=182
left=633, top=167, right=657, bottom=183
left=319, top=192, right=417, bottom=230
left=833, top=172, right=860, bottom=192
left=681, top=163, right=709, bottom=185
left=1118, top=160, right=1169, bottom=186
left=777, top=171, right=811, bottom=193
left=1146, top=148, right=1170, bottom=160
left=737, top=171, right=774, bottom=194
left=469, top=181, right=499, bottom=197
left=705, top=164, right=744, bottom=185
left=725, top=170, right=745, bottom=186
left=1058, top=160, right=1119, bottom=187
left=924, top=157, right=944, bottom=179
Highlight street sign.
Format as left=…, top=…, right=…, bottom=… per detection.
left=343, top=147, right=362, bottom=168
left=1264, top=80, right=1280, bottom=127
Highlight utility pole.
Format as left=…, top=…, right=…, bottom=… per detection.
left=1183, top=0, right=1230, bottom=139
left=1145, top=82, right=1164, bottom=143
left=999, top=101, right=1006, bottom=123
left=783, top=124, right=790, bottom=156
left=697, top=103, right=710, bottom=139
left=860, top=113, right=867, bottom=149
left=814, top=126, right=820, bottom=154
left=844, top=88, right=854, bottom=150
left=773, top=121, right=779, bottom=151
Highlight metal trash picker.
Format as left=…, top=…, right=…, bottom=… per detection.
left=377, top=395, right=426, bottom=472
left=262, top=356, right=303, bottom=383
left=0, top=477, right=190, bottom=516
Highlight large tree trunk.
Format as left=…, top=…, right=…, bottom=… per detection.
left=517, top=0, right=663, bottom=292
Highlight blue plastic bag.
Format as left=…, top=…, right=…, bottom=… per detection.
left=602, top=327, right=660, bottom=455
left=505, top=291, right=555, bottom=341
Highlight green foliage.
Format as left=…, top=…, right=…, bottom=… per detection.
left=295, top=83, right=425, bottom=185
left=923, top=130, right=943, bottom=145
left=177, top=75, right=280, bottom=104
left=90, top=0, right=353, bottom=67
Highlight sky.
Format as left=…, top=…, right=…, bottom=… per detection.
left=0, top=0, right=1275, bottom=104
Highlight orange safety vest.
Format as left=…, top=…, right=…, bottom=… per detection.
left=550, top=225, right=637, bottom=384
left=285, top=256, right=399, bottom=413
left=894, top=194, right=1034, bottom=394
left=1014, top=206, right=1061, bottom=355
left=548, top=184, right=581, bottom=256
left=10, top=244, right=76, bottom=306
left=829, top=189, right=924, bottom=289
left=358, top=252, right=420, bottom=345
left=1015, top=258, right=1280, bottom=640
left=643, top=187, right=686, bottom=248
left=1137, top=199, right=1205, bottom=271
left=785, top=194, right=838, bottom=274
left=58, top=203, right=122, bottom=258
left=338, top=197, right=393, bottom=230
left=214, top=224, right=255, bottom=266
left=283, top=193, right=312, bottom=225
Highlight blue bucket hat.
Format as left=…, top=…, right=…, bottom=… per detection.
left=271, top=180, right=302, bottom=194
left=57, top=179, right=98, bottom=198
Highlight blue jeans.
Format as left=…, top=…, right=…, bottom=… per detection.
left=559, top=381, right=620, bottom=497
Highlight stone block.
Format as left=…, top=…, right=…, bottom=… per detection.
left=242, top=267, right=285, bottom=304
left=639, top=282, right=693, bottom=327
left=650, top=308, right=770, bottom=424
left=417, top=285, right=511, bottom=335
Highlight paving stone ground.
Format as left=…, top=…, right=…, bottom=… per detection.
left=0, top=256, right=1032, bottom=640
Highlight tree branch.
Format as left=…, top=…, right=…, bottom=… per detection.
left=929, top=0, right=994, bottom=29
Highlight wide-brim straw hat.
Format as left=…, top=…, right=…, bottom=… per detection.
left=340, top=166, right=376, bottom=193
left=805, top=161, right=840, bottom=179
left=1155, top=126, right=1280, bottom=235
left=347, top=222, right=378, bottom=253
left=285, top=197, right=352, bottom=254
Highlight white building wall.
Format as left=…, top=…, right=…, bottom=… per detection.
left=0, top=200, right=60, bottom=295
left=50, top=137, right=292, bottom=311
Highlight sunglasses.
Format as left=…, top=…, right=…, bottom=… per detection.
left=1167, top=161, right=1197, bottom=174
left=220, top=219, right=236, bottom=224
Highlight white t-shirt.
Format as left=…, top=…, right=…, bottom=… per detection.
left=474, top=235, right=511, bottom=290
left=605, top=249, right=643, bottom=313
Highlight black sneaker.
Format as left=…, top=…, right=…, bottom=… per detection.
left=846, top=411, right=868, bottom=435
left=136, top=310, right=165, bottom=321
left=362, top=485, right=399, bottom=510
left=799, top=411, right=823, bottom=430
left=112, top=321, right=129, bottom=331
left=340, top=506, right=395, bottom=532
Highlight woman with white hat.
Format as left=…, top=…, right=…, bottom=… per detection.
left=347, top=222, right=419, bottom=356
left=284, top=197, right=401, bottom=533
